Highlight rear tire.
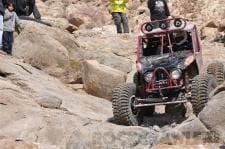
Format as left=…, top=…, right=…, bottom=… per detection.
left=190, top=74, right=218, bottom=115
left=207, top=62, right=224, bottom=85
left=112, top=83, right=143, bottom=126
left=207, top=63, right=216, bottom=75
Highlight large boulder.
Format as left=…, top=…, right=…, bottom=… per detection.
left=66, top=123, right=158, bottom=149
left=199, top=90, right=225, bottom=143
left=200, top=27, right=221, bottom=41
left=0, top=55, right=160, bottom=149
left=158, top=115, right=209, bottom=144
left=13, top=21, right=82, bottom=83
left=82, top=60, right=127, bottom=100
left=65, top=2, right=111, bottom=29
left=76, top=29, right=135, bottom=73
left=0, top=54, right=108, bottom=148
left=14, top=21, right=134, bottom=83
left=36, top=0, right=66, bottom=18
left=83, top=51, right=133, bottom=74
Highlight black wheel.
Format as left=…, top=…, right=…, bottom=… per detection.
left=215, top=63, right=224, bottom=84
left=112, top=83, right=143, bottom=126
left=190, top=74, right=218, bottom=115
left=207, top=62, right=224, bottom=85
left=207, top=63, right=216, bottom=75
left=112, top=85, right=123, bottom=124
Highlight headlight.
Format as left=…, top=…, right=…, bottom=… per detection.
left=144, top=72, right=153, bottom=82
left=171, top=69, right=182, bottom=80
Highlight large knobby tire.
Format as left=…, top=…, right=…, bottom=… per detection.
left=191, top=74, right=218, bottom=115
left=112, top=83, right=143, bottom=126
left=112, top=85, right=123, bottom=124
left=207, top=62, right=224, bottom=85
left=207, top=63, right=216, bottom=75
left=214, top=63, right=224, bottom=84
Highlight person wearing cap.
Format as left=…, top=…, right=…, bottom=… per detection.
left=109, top=0, right=129, bottom=33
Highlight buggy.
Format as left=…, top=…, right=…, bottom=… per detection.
left=112, top=18, right=225, bottom=126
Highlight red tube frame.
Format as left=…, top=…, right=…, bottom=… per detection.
left=146, top=67, right=182, bottom=93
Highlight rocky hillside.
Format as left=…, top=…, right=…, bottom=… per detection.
left=2, top=51, right=225, bottom=148
left=1, top=0, right=225, bottom=148
left=36, top=0, right=225, bottom=39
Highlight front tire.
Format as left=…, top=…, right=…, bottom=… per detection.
left=112, top=83, right=143, bottom=126
left=190, top=74, right=218, bottom=115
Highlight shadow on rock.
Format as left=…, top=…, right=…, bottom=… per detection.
left=142, top=113, right=188, bottom=127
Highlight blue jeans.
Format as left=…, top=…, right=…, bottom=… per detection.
left=2, top=31, right=14, bottom=55
left=0, top=15, right=3, bottom=48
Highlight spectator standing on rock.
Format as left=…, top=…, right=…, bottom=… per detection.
left=109, top=0, right=129, bottom=34
left=2, top=0, right=21, bottom=55
left=0, top=0, right=7, bottom=49
left=147, top=0, right=171, bottom=28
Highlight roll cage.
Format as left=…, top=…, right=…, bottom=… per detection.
left=136, top=18, right=201, bottom=61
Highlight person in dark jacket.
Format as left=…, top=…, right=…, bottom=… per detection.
left=14, top=0, right=41, bottom=20
left=148, top=0, right=170, bottom=28
left=148, top=0, right=170, bottom=21
left=0, top=0, right=6, bottom=15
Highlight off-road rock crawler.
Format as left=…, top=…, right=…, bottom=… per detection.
left=112, top=18, right=224, bottom=126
